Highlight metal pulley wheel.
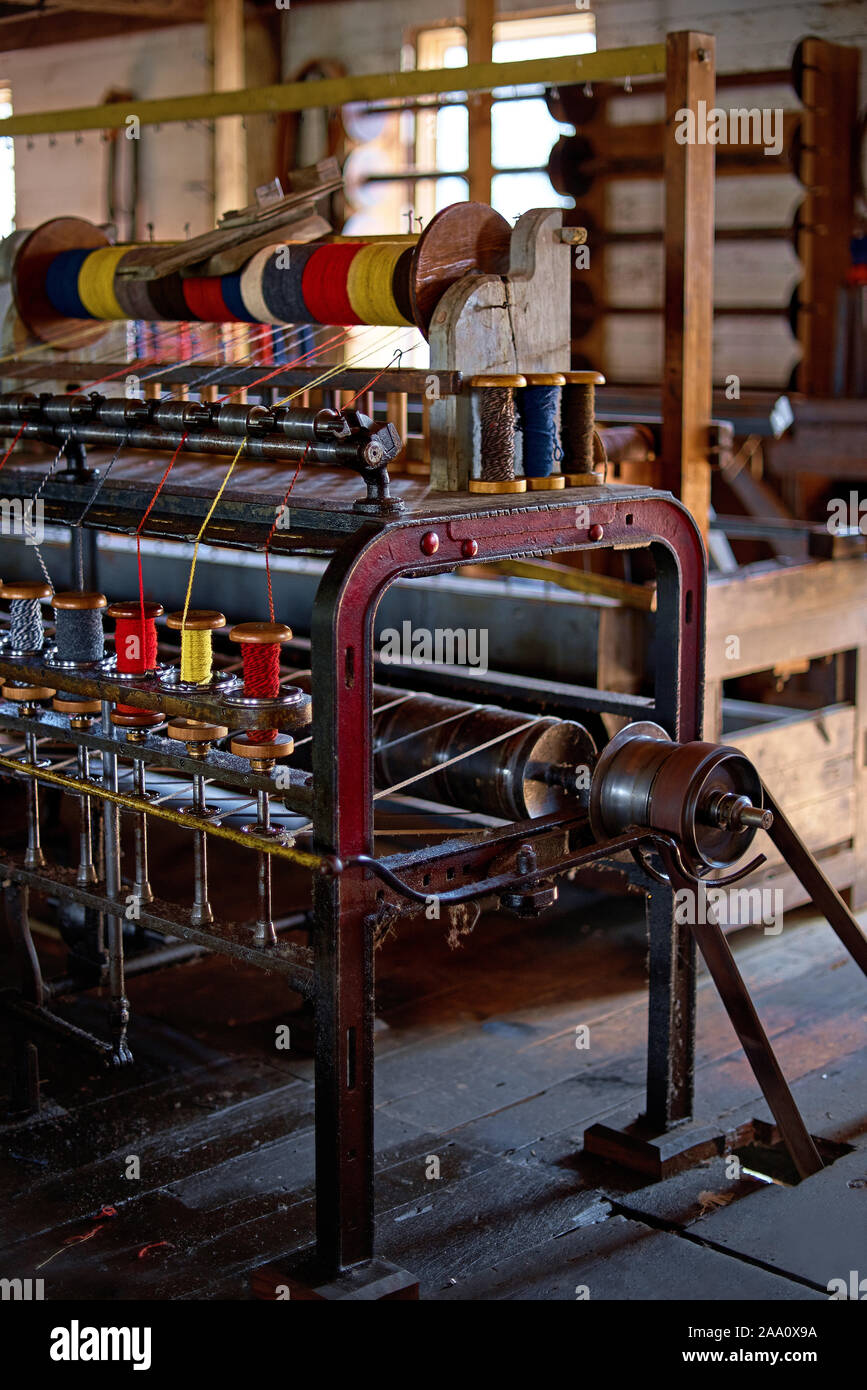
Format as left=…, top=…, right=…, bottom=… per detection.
left=589, top=721, right=772, bottom=874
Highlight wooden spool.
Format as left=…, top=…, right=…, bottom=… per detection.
left=561, top=369, right=606, bottom=486
left=522, top=372, right=567, bottom=490
left=410, top=203, right=512, bottom=335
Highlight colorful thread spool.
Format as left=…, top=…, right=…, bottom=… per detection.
left=228, top=621, right=294, bottom=765
left=561, top=370, right=606, bottom=485
left=468, top=375, right=528, bottom=495
left=165, top=609, right=225, bottom=686
left=182, top=276, right=240, bottom=323
left=220, top=271, right=258, bottom=323
left=77, top=245, right=132, bottom=320
left=519, top=373, right=566, bottom=490
left=44, top=249, right=96, bottom=319
left=346, top=242, right=414, bottom=327
left=260, top=243, right=317, bottom=325
left=240, top=246, right=286, bottom=325
left=301, top=243, right=364, bottom=325
left=1, top=580, right=53, bottom=654
left=107, top=600, right=164, bottom=724
left=51, top=591, right=106, bottom=716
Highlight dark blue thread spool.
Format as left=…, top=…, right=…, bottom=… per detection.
left=517, top=373, right=565, bottom=484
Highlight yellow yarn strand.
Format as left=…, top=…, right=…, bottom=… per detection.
left=180, top=626, right=213, bottom=684
left=178, top=326, right=416, bottom=628
left=346, top=243, right=413, bottom=327
left=77, top=245, right=132, bottom=320
left=181, top=441, right=244, bottom=628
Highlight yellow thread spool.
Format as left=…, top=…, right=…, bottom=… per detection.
left=165, top=609, right=226, bottom=686
left=346, top=242, right=413, bottom=327
left=77, top=245, right=134, bottom=320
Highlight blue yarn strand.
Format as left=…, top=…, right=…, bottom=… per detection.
left=519, top=385, right=560, bottom=478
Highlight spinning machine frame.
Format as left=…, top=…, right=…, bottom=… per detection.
left=0, top=33, right=865, bottom=1301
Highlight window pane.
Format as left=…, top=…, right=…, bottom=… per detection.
left=435, top=176, right=469, bottom=212
left=436, top=104, right=468, bottom=172
left=491, top=171, right=572, bottom=224
left=492, top=97, right=562, bottom=170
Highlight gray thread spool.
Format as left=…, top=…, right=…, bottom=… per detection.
left=54, top=603, right=105, bottom=665
left=51, top=594, right=108, bottom=705
left=469, top=375, right=528, bottom=489
left=10, top=599, right=45, bottom=652
left=1, top=583, right=53, bottom=654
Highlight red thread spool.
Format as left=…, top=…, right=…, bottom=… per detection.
left=182, top=276, right=239, bottom=323
left=301, top=243, right=364, bottom=325
left=229, top=621, right=292, bottom=744
left=107, top=601, right=164, bottom=719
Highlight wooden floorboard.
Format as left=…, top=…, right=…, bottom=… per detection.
left=0, top=885, right=864, bottom=1300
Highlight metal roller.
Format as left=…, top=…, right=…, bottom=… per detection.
left=589, top=721, right=772, bottom=874
left=290, top=675, right=596, bottom=820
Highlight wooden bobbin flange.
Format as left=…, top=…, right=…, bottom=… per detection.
left=228, top=621, right=293, bottom=647
left=165, top=610, right=226, bottom=632
left=468, top=479, right=527, bottom=494
left=467, top=373, right=528, bottom=495
left=11, top=216, right=109, bottom=348
left=410, top=202, right=512, bottom=336
left=229, top=731, right=295, bottom=766
left=0, top=580, right=54, bottom=602
left=522, top=372, right=567, bottom=490
left=167, top=716, right=229, bottom=753
left=110, top=707, right=165, bottom=729
left=3, top=683, right=56, bottom=701
left=562, top=371, right=606, bottom=386
left=106, top=600, right=165, bottom=622
left=467, top=374, right=527, bottom=389
left=54, top=695, right=102, bottom=715
left=53, top=591, right=107, bottom=611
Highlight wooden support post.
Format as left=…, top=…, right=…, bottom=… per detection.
left=210, top=0, right=247, bottom=221
left=662, top=32, right=715, bottom=538
left=466, top=0, right=494, bottom=205
left=796, top=40, right=859, bottom=395
left=853, top=644, right=867, bottom=911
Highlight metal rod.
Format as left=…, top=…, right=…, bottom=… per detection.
left=190, top=772, right=212, bottom=927
left=0, top=45, right=667, bottom=137
left=0, top=751, right=325, bottom=869
left=253, top=789, right=276, bottom=948
left=130, top=752, right=153, bottom=906
left=100, top=702, right=131, bottom=1065
left=23, top=729, right=44, bottom=870
left=75, top=742, right=97, bottom=887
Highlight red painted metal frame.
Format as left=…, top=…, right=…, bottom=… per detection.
left=308, top=490, right=705, bottom=1276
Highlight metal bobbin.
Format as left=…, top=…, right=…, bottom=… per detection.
left=467, top=374, right=527, bottom=495
left=521, top=373, right=566, bottom=490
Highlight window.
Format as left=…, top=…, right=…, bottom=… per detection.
left=414, top=12, right=596, bottom=225
left=0, top=87, right=15, bottom=238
